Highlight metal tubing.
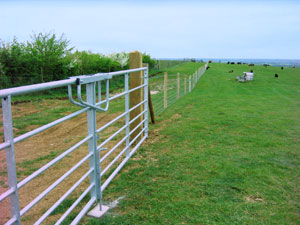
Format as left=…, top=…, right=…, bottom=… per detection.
left=128, top=83, right=146, bottom=94
left=0, top=107, right=89, bottom=151
left=34, top=169, right=93, bottom=225
left=0, top=187, right=14, bottom=203
left=100, top=116, right=146, bottom=164
left=2, top=95, right=21, bottom=224
left=96, top=100, right=145, bottom=134
left=4, top=217, right=17, bottom=225
left=97, top=81, right=101, bottom=102
left=20, top=152, right=93, bottom=216
left=144, top=68, right=149, bottom=138
left=77, top=79, right=110, bottom=112
left=97, top=109, right=146, bottom=150
left=70, top=197, right=96, bottom=225
left=85, top=82, right=102, bottom=209
left=101, top=120, right=146, bottom=176
left=100, top=119, right=146, bottom=176
left=17, top=135, right=92, bottom=189
left=100, top=133, right=127, bottom=163
left=68, top=85, right=86, bottom=108
left=0, top=79, right=76, bottom=98
left=125, top=73, right=130, bottom=157
left=0, top=68, right=147, bottom=98
left=55, top=185, right=95, bottom=225
left=101, top=133, right=147, bottom=192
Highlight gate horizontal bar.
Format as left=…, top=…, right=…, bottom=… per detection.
left=20, top=152, right=93, bottom=216
left=100, top=118, right=146, bottom=176
left=34, top=168, right=94, bottom=225
left=55, top=185, right=95, bottom=225
left=101, top=132, right=147, bottom=192
left=96, top=100, right=145, bottom=133
left=0, top=187, right=14, bottom=203
left=18, top=135, right=92, bottom=189
left=0, top=67, right=147, bottom=98
left=97, top=109, right=146, bottom=151
left=0, top=108, right=90, bottom=151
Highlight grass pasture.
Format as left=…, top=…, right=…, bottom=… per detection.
left=85, top=63, right=300, bottom=224
left=0, top=62, right=299, bottom=224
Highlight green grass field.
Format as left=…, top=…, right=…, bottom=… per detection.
left=85, top=63, right=300, bottom=224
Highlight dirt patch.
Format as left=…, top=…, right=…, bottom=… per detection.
left=245, top=196, right=264, bottom=203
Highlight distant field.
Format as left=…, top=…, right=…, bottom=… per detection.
left=154, top=59, right=186, bottom=70
left=85, top=63, right=300, bottom=224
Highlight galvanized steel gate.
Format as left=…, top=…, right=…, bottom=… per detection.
left=0, top=67, right=148, bottom=224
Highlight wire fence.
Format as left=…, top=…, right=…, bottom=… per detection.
left=149, top=63, right=208, bottom=117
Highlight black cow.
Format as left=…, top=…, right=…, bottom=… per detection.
left=275, top=74, right=278, bottom=78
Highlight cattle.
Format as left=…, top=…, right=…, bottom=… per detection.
left=227, top=61, right=230, bottom=64
left=275, top=74, right=278, bottom=78
left=249, top=64, right=254, bottom=66
left=231, top=62, right=235, bottom=64
left=281, top=67, right=284, bottom=70
left=237, top=62, right=241, bottom=64
left=208, top=60, right=212, bottom=63
left=229, top=70, right=234, bottom=73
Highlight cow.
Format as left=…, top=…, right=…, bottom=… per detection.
left=229, top=70, right=234, bottom=73
left=275, top=74, right=278, bottom=78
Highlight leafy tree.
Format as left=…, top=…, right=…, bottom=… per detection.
left=142, top=53, right=157, bottom=69
left=25, top=32, right=73, bottom=82
left=0, top=38, right=28, bottom=86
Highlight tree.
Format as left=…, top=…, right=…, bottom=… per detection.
left=142, top=53, right=157, bottom=69
left=26, top=32, right=73, bottom=82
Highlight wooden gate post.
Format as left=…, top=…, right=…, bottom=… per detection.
left=129, top=51, right=143, bottom=142
left=164, top=72, right=168, bottom=109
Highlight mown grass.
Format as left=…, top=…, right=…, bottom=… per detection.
left=84, top=63, right=300, bottom=224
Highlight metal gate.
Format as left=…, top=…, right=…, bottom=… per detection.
left=0, top=67, right=148, bottom=224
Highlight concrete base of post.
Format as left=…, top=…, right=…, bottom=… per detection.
left=87, top=205, right=109, bottom=218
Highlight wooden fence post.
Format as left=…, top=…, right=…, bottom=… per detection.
left=129, top=51, right=143, bottom=142
left=164, top=72, right=168, bottom=109
left=189, top=75, right=191, bottom=92
left=184, top=74, right=187, bottom=94
left=143, top=63, right=155, bottom=124
left=177, top=72, right=180, bottom=99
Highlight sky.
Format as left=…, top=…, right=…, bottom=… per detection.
left=1, top=0, right=300, bottom=59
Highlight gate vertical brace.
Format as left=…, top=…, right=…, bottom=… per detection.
left=144, top=68, right=149, bottom=138
left=125, top=73, right=130, bottom=156
left=86, top=83, right=102, bottom=209
left=2, top=95, right=21, bottom=225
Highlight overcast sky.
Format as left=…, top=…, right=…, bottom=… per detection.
left=1, top=0, right=300, bottom=59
